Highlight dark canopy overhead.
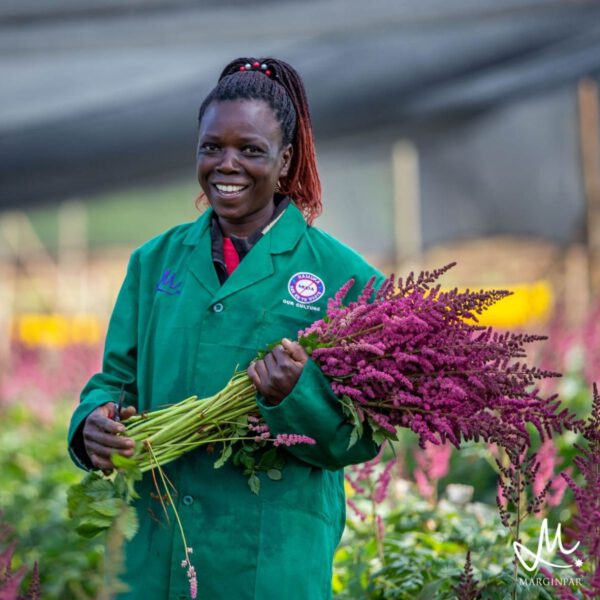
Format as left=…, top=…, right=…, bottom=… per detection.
left=1, top=0, right=600, bottom=208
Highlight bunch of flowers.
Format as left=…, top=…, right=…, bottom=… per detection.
left=300, top=264, right=579, bottom=463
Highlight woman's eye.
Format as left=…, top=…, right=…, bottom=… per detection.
left=199, top=143, right=218, bottom=152
left=242, top=145, right=263, bottom=155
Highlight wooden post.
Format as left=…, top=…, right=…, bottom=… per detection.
left=392, top=141, right=422, bottom=272
left=0, top=211, right=57, bottom=310
left=58, top=200, right=88, bottom=313
left=578, top=78, right=600, bottom=302
left=0, top=242, right=16, bottom=363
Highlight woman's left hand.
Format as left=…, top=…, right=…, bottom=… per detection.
left=248, top=338, right=308, bottom=405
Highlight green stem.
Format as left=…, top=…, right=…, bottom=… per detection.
left=145, top=442, right=191, bottom=565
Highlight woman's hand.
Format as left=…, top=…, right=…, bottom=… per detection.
left=248, top=338, right=308, bottom=405
left=83, top=403, right=137, bottom=472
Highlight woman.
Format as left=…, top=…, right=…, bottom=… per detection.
left=68, top=57, right=384, bottom=600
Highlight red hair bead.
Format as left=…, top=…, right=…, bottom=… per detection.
left=265, top=70, right=272, bottom=76
left=239, top=66, right=246, bottom=71
left=252, top=61, right=260, bottom=68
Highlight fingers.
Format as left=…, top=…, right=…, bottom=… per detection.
left=249, top=343, right=306, bottom=404
left=247, top=361, right=261, bottom=388
left=120, top=405, right=137, bottom=421
left=84, top=427, right=135, bottom=451
left=83, top=402, right=136, bottom=470
left=281, top=338, right=308, bottom=365
left=89, top=403, right=125, bottom=434
left=87, top=450, right=114, bottom=472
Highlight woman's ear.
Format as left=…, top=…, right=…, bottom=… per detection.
left=279, top=144, right=293, bottom=178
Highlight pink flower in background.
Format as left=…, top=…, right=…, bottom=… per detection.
left=533, top=440, right=557, bottom=497
left=373, top=459, right=396, bottom=504
left=375, top=514, right=385, bottom=543
left=546, top=469, right=571, bottom=508
left=0, top=344, right=102, bottom=422
left=413, top=441, right=452, bottom=503
left=414, top=469, right=435, bottom=501
left=346, top=498, right=367, bottom=522
left=529, top=440, right=571, bottom=509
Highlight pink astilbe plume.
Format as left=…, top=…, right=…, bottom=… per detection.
left=299, top=265, right=581, bottom=465
left=344, top=445, right=400, bottom=556
left=532, top=440, right=571, bottom=509
left=413, top=441, right=452, bottom=504
left=547, top=383, right=600, bottom=599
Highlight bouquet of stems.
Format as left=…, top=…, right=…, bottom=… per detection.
left=300, top=263, right=578, bottom=462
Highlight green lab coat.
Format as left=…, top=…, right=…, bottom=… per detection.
left=68, top=204, right=383, bottom=600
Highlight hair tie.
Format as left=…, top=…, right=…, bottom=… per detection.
left=239, top=62, right=272, bottom=77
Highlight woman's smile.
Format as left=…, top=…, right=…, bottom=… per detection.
left=213, top=183, right=248, bottom=196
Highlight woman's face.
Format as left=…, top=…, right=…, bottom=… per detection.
left=196, top=99, right=292, bottom=237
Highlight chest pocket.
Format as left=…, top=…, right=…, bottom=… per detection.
left=256, top=309, right=315, bottom=347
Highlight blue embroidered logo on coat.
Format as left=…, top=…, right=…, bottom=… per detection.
left=288, top=272, right=325, bottom=304
left=156, top=269, right=183, bottom=296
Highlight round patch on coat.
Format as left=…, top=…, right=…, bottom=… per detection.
left=288, top=272, right=325, bottom=304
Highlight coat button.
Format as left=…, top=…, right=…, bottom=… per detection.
left=212, top=303, right=224, bottom=313
left=182, top=495, right=194, bottom=506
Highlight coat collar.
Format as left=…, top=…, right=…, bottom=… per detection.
left=183, top=203, right=307, bottom=302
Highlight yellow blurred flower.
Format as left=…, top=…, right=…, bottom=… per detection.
left=13, top=314, right=104, bottom=347
left=471, top=280, right=553, bottom=328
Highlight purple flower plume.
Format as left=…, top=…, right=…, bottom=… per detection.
left=273, top=433, right=316, bottom=447
left=558, top=384, right=600, bottom=598
left=300, top=264, right=580, bottom=464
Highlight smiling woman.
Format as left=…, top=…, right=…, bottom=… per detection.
left=68, top=57, right=384, bottom=600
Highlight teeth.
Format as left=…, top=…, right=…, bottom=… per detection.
left=215, top=184, right=246, bottom=193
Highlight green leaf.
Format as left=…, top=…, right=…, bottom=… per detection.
left=67, top=483, right=90, bottom=518
left=415, top=579, right=445, bottom=599
left=240, top=452, right=255, bottom=470
left=75, top=523, right=108, bottom=539
left=75, top=514, right=114, bottom=537
left=257, top=448, right=278, bottom=470
left=347, top=427, right=359, bottom=450
left=111, top=453, right=137, bottom=469
left=371, top=427, right=398, bottom=446
left=340, top=395, right=364, bottom=443
left=232, top=448, right=243, bottom=467
left=248, top=473, right=260, bottom=495
left=89, top=498, right=124, bottom=518
left=117, top=506, right=139, bottom=541
left=267, top=469, right=282, bottom=481
left=86, top=478, right=116, bottom=501
left=298, top=332, right=320, bottom=355
left=214, top=445, right=232, bottom=469
left=113, top=472, right=128, bottom=498
left=110, top=453, right=142, bottom=482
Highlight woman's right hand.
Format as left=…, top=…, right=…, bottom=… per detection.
left=83, top=403, right=137, bottom=472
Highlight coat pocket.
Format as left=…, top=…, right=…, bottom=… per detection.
left=257, top=309, right=314, bottom=344
left=254, top=502, right=335, bottom=600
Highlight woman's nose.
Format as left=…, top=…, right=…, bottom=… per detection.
left=216, top=148, right=240, bottom=172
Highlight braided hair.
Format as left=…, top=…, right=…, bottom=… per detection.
left=198, top=57, right=322, bottom=224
